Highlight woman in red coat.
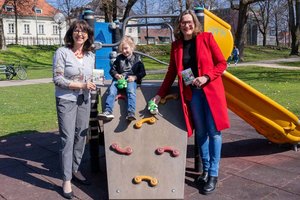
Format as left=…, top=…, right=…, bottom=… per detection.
left=152, top=10, right=230, bottom=194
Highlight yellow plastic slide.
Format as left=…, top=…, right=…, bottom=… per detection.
left=203, top=8, right=300, bottom=144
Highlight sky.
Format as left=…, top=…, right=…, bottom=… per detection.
left=46, top=0, right=57, bottom=8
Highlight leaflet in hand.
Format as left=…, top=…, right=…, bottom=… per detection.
left=181, top=68, right=195, bottom=86
left=92, top=69, right=104, bottom=86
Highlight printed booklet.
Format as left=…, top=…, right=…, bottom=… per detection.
left=181, top=68, right=195, bottom=86
left=92, top=69, right=104, bottom=86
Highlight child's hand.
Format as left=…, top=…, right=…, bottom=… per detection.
left=115, top=74, right=123, bottom=80
left=127, top=75, right=136, bottom=82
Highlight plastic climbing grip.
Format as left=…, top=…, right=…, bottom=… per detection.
left=133, top=175, right=158, bottom=187
left=156, top=146, right=180, bottom=157
left=160, top=93, right=179, bottom=104
left=134, top=117, right=156, bottom=129
left=111, top=143, right=133, bottom=155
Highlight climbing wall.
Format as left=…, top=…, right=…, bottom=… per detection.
left=100, top=81, right=187, bottom=199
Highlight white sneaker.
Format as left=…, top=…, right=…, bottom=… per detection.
left=98, top=111, right=114, bottom=120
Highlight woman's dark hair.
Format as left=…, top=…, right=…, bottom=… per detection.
left=174, top=10, right=203, bottom=40
left=64, top=20, right=94, bottom=52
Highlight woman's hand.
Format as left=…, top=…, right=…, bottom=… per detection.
left=192, top=76, right=209, bottom=88
left=127, top=75, right=136, bottom=82
left=85, top=81, right=96, bottom=90
left=152, top=95, right=161, bottom=104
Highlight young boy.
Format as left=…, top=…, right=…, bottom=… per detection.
left=99, top=36, right=146, bottom=121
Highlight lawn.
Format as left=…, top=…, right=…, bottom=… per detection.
left=277, top=61, right=300, bottom=67
left=0, top=84, right=57, bottom=136
left=0, top=45, right=299, bottom=138
left=0, top=45, right=56, bottom=79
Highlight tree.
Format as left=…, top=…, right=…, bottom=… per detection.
left=229, top=0, right=264, bottom=60
left=288, top=0, right=300, bottom=55
left=89, top=0, right=137, bottom=22
left=0, top=0, right=9, bottom=50
left=269, top=0, right=288, bottom=47
left=249, top=0, right=271, bottom=46
left=56, top=0, right=90, bottom=25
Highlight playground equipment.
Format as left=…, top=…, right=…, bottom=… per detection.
left=93, top=7, right=300, bottom=146
left=100, top=85, right=187, bottom=199
left=201, top=8, right=300, bottom=147
left=85, top=5, right=300, bottom=200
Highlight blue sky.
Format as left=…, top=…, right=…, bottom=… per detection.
left=46, top=0, right=57, bottom=8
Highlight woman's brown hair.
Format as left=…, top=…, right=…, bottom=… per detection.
left=64, top=20, right=94, bottom=52
left=174, top=10, right=203, bottom=40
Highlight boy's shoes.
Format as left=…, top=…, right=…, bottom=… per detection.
left=98, top=111, right=114, bottom=120
left=126, top=112, right=136, bottom=121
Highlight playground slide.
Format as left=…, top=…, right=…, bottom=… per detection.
left=204, top=9, right=300, bottom=144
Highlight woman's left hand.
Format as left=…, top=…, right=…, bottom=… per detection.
left=86, top=81, right=96, bottom=90
left=192, top=76, right=209, bottom=88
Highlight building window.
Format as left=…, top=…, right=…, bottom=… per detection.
left=24, top=24, right=30, bottom=34
left=128, top=28, right=132, bottom=33
left=34, top=8, right=42, bottom=14
left=5, top=5, right=14, bottom=12
left=8, top=23, right=14, bottom=34
left=270, top=28, right=276, bottom=36
left=53, top=25, right=58, bottom=35
left=38, top=24, right=44, bottom=34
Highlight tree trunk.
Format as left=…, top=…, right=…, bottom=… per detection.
left=234, top=3, right=248, bottom=59
left=0, top=0, right=8, bottom=50
left=14, top=1, right=18, bottom=44
left=186, top=0, right=193, bottom=9
left=288, top=0, right=300, bottom=55
left=275, top=13, right=279, bottom=46
left=122, top=0, right=138, bottom=22
left=0, top=18, right=7, bottom=50
left=263, top=33, right=266, bottom=46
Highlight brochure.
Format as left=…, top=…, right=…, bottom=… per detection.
left=92, top=69, right=104, bottom=86
left=181, top=68, right=195, bottom=86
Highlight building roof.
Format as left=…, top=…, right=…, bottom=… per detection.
left=0, top=0, right=58, bottom=17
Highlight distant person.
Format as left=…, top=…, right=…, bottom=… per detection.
left=53, top=20, right=96, bottom=199
left=99, top=36, right=146, bottom=121
left=232, top=45, right=239, bottom=66
left=151, top=10, right=230, bottom=195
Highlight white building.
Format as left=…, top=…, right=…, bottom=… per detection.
left=0, top=0, right=66, bottom=45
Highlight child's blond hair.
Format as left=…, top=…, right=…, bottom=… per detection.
left=118, top=36, right=136, bottom=53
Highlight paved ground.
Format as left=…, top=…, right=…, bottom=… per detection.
left=1, top=111, right=300, bottom=200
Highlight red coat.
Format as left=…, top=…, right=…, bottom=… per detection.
left=157, top=32, right=230, bottom=137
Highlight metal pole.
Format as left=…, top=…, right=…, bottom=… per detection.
left=145, top=0, right=149, bottom=44
left=58, top=22, right=62, bottom=46
left=34, top=2, right=38, bottom=45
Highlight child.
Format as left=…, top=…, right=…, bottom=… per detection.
left=99, top=36, right=146, bottom=121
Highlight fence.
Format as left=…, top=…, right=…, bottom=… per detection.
left=5, top=36, right=63, bottom=46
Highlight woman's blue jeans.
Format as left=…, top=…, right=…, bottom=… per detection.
left=105, top=80, right=137, bottom=114
left=190, top=88, right=222, bottom=177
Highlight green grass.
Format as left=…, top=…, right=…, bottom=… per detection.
left=242, top=46, right=290, bottom=62
left=277, top=61, right=300, bottom=67
left=0, top=45, right=56, bottom=79
left=227, top=67, right=300, bottom=116
left=0, top=84, right=58, bottom=136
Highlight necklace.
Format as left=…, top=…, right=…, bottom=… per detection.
left=74, top=51, right=84, bottom=59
